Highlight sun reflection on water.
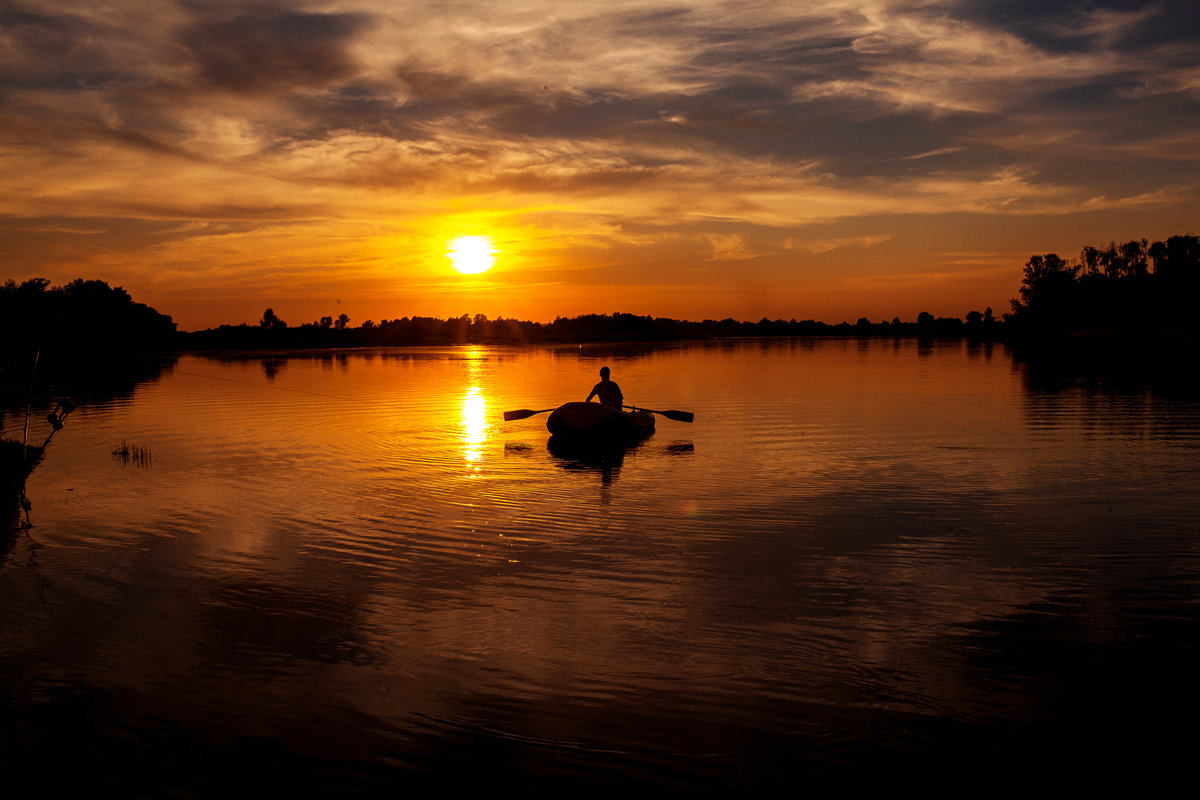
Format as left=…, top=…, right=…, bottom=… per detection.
left=461, top=386, right=488, bottom=470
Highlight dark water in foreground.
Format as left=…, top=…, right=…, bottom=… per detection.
left=2, top=340, right=1199, bottom=793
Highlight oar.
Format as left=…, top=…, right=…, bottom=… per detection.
left=503, top=407, right=555, bottom=422
left=625, top=405, right=694, bottom=423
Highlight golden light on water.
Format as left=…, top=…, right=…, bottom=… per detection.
left=448, top=235, right=496, bottom=275
left=461, top=386, right=488, bottom=467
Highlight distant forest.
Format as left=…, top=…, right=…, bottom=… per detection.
left=184, top=306, right=999, bottom=349
left=3, top=233, right=1197, bottom=372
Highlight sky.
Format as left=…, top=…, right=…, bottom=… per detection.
left=2, top=0, right=1198, bottom=331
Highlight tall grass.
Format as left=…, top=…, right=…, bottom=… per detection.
left=111, top=441, right=153, bottom=468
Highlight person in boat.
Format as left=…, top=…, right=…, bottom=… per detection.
left=586, top=366, right=624, bottom=410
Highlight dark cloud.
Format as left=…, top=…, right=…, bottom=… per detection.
left=949, top=0, right=1200, bottom=52
left=279, top=87, right=425, bottom=142
left=179, top=10, right=372, bottom=93
left=0, top=8, right=146, bottom=92
left=0, top=214, right=268, bottom=260
left=941, top=0, right=1095, bottom=53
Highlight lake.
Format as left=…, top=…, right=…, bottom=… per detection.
left=3, top=338, right=1199, bottom=793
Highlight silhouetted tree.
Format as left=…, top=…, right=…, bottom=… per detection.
left=1121, top=239, right=1150, bottom=279
left=260, top=308, right=286, bottom=330
left=1149, top=234, right=1200, bottom=281
left=1009, top=253, right=1081, bottom=334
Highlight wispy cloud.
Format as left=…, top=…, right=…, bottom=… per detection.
left=785, top=235, right=892, bottom=254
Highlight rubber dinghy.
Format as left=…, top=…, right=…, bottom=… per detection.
left=546, top=402, right=655, bottom=437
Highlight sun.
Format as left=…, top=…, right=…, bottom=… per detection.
left=447, top=235, right=496, bottom=275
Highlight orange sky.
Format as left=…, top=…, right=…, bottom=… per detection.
left=2, top=1, right=1198, bottom=331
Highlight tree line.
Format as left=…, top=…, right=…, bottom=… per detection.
left=1006, top=234, right=1200, bottom=341
left=1, top=278, right=177, bottom=396
left=181, top=307, right=1001, bottom=349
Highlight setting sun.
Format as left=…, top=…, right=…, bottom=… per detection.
left=447, top=236, right=496, bottom=275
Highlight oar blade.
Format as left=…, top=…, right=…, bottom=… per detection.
left=503, top=408, right=552, bottom=422
left=661, top=409, right=694, bottom=423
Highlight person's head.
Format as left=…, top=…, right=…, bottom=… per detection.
left=599, top=366, right=610, bottom=379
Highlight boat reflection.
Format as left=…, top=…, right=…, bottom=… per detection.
left=546, top=431, right=653, bottom=503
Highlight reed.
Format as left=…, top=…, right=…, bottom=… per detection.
left=112, top=441, right=154, bottom=468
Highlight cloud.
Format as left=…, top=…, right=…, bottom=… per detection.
left=705, top=233, right=758, bottom=261
left=1050, top=3, right=1164, bottom=47
left=178, top=10, right=373, bottom=94
left=785, top=235, right=892, bottom=254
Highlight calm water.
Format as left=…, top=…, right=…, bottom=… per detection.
left=3, top=339, right=1199, bottom=793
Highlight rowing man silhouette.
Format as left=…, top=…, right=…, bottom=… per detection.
left=586, top=366, right=624, bottom=410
